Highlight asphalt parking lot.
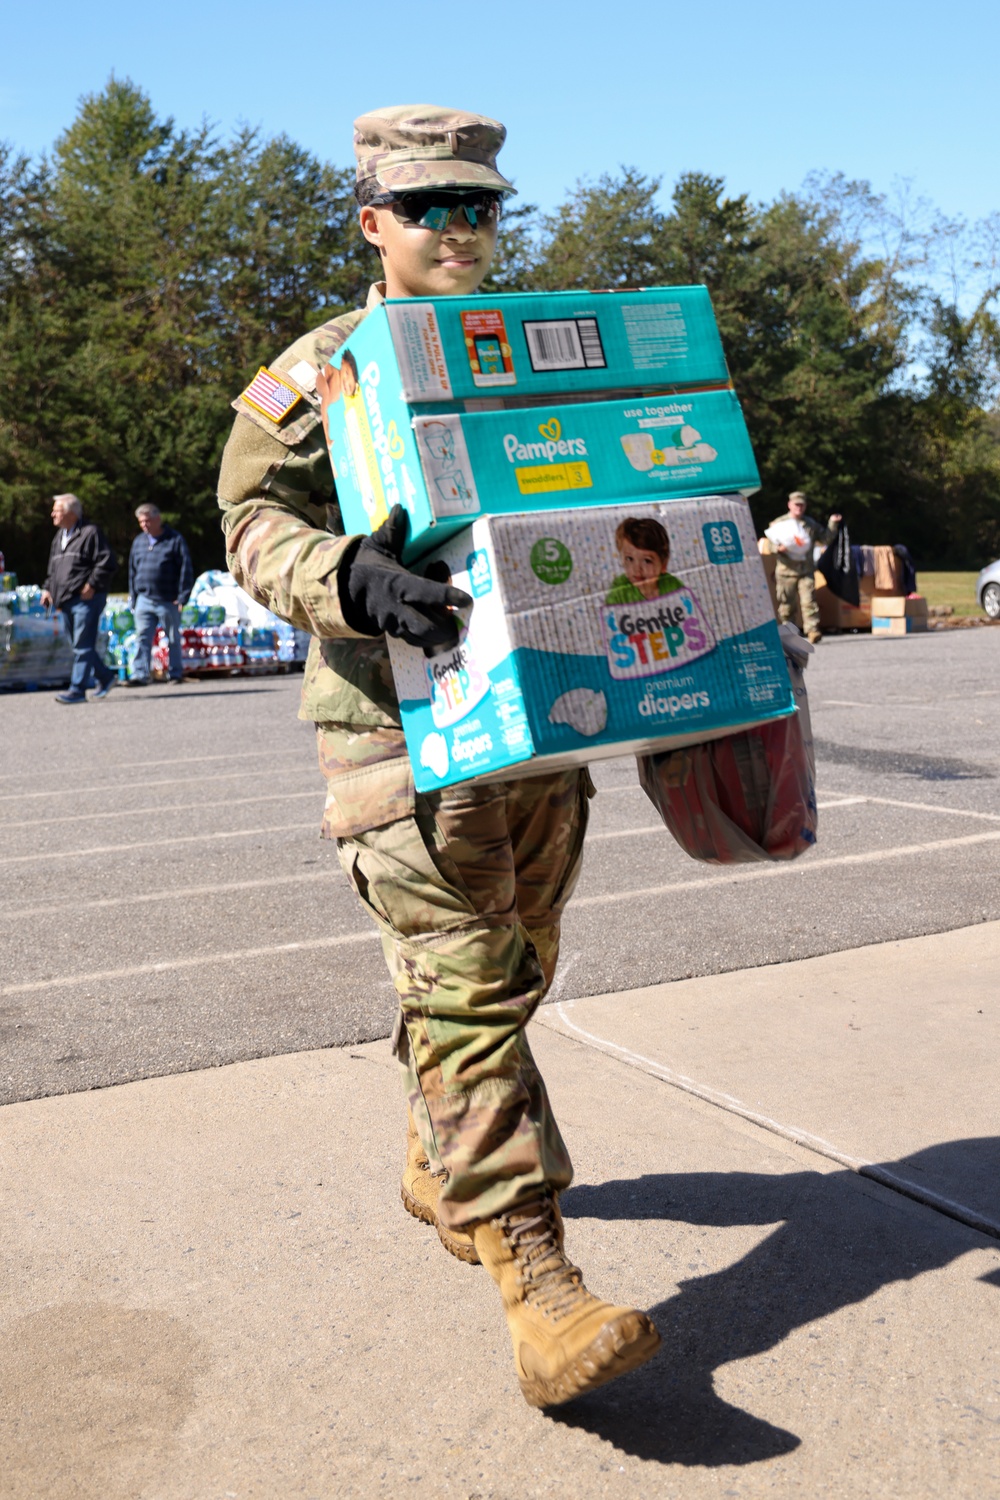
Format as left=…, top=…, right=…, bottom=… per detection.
left=2, top=627, right=998, bottom=1107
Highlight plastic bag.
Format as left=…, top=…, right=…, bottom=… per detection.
left=635, top=625, right=817, bottom=864
left=816, top=521, right=859, bottom=606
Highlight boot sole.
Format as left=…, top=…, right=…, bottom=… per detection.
left=400, top=1182, right=481, bottom=1266
left=518, top=1312, right=661, bottom=1409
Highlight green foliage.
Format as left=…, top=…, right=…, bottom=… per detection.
left=530, top=169, right=668, bottom=290
left=480, top=200, right=542, bottom=294
left=0, top=78, right=376, bottom=580
left=1, top=80, right=998, bottom=582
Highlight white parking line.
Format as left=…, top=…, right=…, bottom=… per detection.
left=593, top=790, right=1000, bottom=822
left=587, top=802, right=867, bottom=844
left=9, top=826, right=1000, bottom=996
left=817, top=691, right=1000, bottom=709
left=570, top=829, right=1000, bottom=910
left=4, top=792, right=878, bottom=866
left=583, top=796, right=937, bottom=843
left=6, top=786, right=990, bottom=873
left=1, top=870, right=337, bottom=921
left=862, top=794, right=1000, bottom=823
left=114, top=748, right=308, bottom=770
left=0, top=823, right=318, bottom=865
left=589, top=825, right=672, bottom=841
left=0, top=766, right=317, bottom=804
left=0, top=747, right=308, bottom=782
left=0, top=930, right=381, bottom=997
left=7, top=789, right=321, bottom=831
left=0, top=796, right=886, bottom=918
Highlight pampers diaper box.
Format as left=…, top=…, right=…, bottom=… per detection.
left=387, top=495, right=794, bottom=792
left=322, top=287, right=746, bottom=561
left=411, top=387, right=758, bottom=516
left=328, top=378, right=758, bottom=562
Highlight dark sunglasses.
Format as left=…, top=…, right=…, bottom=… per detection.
left=378, top=190, right=504, bottom=231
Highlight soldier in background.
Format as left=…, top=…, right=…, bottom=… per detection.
left=767, top=491, right=843, bottom=643
left=217, top=105, right=660, bottom=1409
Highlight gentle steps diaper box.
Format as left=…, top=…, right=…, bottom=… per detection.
left=387, top=496, right=795, bottom=792
left=334, top=287, right=728, bottom=407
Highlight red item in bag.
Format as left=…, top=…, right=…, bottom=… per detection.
left=636, top=627, right=817, bottom=864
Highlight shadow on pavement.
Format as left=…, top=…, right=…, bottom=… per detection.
left=813, top=737, right=994, bottom=780
left=550, top=1139, right=1000, bottom=1466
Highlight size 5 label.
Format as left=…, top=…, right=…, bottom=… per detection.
left=530, top=537, right=574, bottom=585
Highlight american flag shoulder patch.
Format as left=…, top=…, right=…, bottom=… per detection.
left=240, top=366, right=304, bottom=423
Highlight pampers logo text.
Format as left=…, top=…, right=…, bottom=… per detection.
left=600, top=588, right=717, bottom=682
left=360, top=362, right=406, bottom=509
left=503, top=416, right=588, bottom=464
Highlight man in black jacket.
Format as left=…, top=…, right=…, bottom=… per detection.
left=127, top=504, right=194, bottom=685
left=40, top=494, right=118, bottom=704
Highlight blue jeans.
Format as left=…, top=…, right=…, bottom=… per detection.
left=134, top=596, right=183, bottom=681
left=60, top=592, right=113, bottom=698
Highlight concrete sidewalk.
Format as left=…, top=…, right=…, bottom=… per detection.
left=2, top=927, right=998, bottom=1499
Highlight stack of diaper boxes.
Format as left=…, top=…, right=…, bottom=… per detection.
left=323, top=287, right=794, bottom=790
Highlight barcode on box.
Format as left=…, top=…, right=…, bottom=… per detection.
left=523, top=318, right=607, bottom=372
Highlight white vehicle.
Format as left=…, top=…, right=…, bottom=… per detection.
left=976, top=558, right=1000, bottom=618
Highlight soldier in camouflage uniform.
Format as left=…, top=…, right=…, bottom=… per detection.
left=218, top=104, right=660, bottom=1407
left=770, top=491, right=843, bottom=643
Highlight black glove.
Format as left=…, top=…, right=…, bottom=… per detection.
left=338, top=505, right=472, bottom=649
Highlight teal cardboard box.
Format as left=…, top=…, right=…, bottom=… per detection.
left=387, top=495, right=794, bottom=792
left=329, top=379, right=758, bottom=561
left=335, top=286, right=728, bottom=406
left=322, top=286, right=742, bottom=559
left=413, top=386, right=758, bottom=517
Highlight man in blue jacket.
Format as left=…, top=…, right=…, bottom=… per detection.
left=128, top=504, right=194, bottom=685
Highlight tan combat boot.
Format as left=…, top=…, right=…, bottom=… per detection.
left=400, top=1113, right=480, bottom=1265
left=474, top=1193, right=661, bottom=1407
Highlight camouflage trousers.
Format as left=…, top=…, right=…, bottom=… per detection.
left=337, top=769, right=592, bottom=1230
left=775, top=567, right=821, bottom=635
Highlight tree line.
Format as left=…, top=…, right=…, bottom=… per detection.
left=2, top=79, right=998, bottom=584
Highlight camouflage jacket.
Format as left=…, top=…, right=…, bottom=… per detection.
left=217, top=283, right=414, bottom=837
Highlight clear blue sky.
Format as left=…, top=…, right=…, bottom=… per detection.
left=2, top=0, right=997, bottom=225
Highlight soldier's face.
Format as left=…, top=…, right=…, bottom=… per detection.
left=360, top=204, right=497, bottom=298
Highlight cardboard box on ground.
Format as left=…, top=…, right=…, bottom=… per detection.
left=322, top=288, right=759, bottom=562
left=872, top=612, right=929, bottom=636
left=815, top=577, right=929, bottom=633
left=873, top=594, right=929, bottom=619
left=388, top=495, right=793, bottom=793
left=815, top=574, right=874, bottom=632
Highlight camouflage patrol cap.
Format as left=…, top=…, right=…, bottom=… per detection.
left=354, top=104, right=516, bottom=201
